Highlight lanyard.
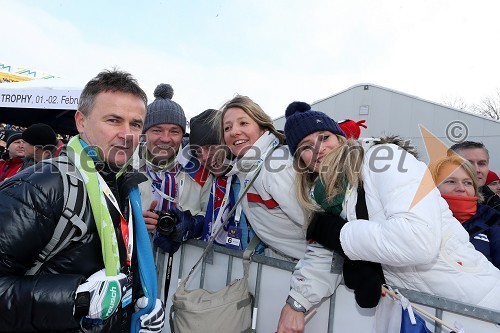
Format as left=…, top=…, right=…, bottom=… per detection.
left=146, top=165, right=179, bottom=208
left=211, top=175, right=233, bottom=237
left=235, top=198, right=243, bottom=225
left=96, top=172, right=134, bottom=266
left=151, top=185, right=178, bottom=204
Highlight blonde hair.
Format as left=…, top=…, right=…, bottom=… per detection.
left=319, top=138, right=364, bottom=201
left=295, top=135, right=365, bottom=218
left=295, top=135, right=421, bottom=223
left=428, top=155, right=482, bottom=199
left=215, top=95, right=285, bottom=146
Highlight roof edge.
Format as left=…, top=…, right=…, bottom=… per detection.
left=304, top=83, right=500, bottom=124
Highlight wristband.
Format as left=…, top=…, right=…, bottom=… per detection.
left=74, top=291, right=90, bottom=320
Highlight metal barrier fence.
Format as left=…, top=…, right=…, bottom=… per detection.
left=157, top=239, right=500, bottom=333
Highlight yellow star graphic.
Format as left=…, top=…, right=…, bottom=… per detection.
left=410, top=124, right=466, bottom=209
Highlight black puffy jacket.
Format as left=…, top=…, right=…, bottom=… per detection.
left=481, top=185, right=500, bottom=212
left=0, top=160, right=147, bottom=332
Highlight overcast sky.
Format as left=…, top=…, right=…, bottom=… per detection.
left=3, top=0, right=500, bottom=121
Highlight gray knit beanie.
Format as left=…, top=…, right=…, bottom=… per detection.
left=143, top=84, right=186, bottom=133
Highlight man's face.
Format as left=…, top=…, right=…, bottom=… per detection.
left=23, top=143, right=51, bottom=162
left=456, top=148, right=489, bottom=186
left=488, top=179, right=500, bottom=196
left=196, top=145, right=231, bottom=177
left=22, top=142, right=35, bottom=160
left=145, top=124, right=183, bottom=165
left=75, top=91, right=145, bottom=168
left=8, top=139, right=25, bottom=159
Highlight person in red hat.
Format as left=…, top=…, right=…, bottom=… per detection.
left=337, top=119, right=367, bottom=139
left=486, top=170, right=500, bottom=196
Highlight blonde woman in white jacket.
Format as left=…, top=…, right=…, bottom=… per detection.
left=217, top=96, right=341, bottom=333
left=284, top=102, right=500, bottom=326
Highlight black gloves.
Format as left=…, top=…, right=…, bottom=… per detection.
left=307, top=212, right=347, bottom=257
left=343, top=259, right=385, bottom=308
left=307, top=212, right=384, bottom=308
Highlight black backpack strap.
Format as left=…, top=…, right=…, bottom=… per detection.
left=25, top=156, right=88, bottom=275
left=355, top=183, right=369, bottom=220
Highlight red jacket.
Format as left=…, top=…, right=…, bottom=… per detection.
left=0, top=158, right=24, bottom=182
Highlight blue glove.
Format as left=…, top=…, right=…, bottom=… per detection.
left=153, top=207, right=204, bottom=254
left=153, top=231, right=181, bottom=254
left=168, top=207, right=204, bottom=243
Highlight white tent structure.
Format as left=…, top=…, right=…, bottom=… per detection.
left=274, top=83, right=500, bottom=171
left=0, top=78, right=83, bottom=134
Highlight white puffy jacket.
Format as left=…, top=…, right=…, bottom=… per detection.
left=226, top=132, right=339, bottom=311
left=340, top=140, right=500, bottom=310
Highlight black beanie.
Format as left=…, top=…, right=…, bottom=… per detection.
left=22, top=123, right=57, bottom=147
left=189, top=109, right=219, bottom=147
left=1, top=130, right=23, bottom=148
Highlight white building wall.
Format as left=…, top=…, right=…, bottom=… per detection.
left=274, top=84, right=500, bottom=171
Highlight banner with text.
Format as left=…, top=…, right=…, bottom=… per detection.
left=0, top=87, right=80, bottom=110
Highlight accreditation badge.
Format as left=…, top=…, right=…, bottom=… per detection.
left=225, top=226, right=242, bottom=249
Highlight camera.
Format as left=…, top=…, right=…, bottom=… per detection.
left=155, top=211, right=178, bottom=236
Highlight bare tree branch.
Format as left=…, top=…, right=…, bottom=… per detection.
left=470, top=89, right=500, bottom=120
left=441, top=95, right=469, bottom=111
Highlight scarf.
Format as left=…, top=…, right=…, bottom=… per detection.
left=67, top=136, right=121, bottom=276
left=144, top=150, right=179, bottom=212
left=146, top=164, right=178, bottom=212
left=313, top=177, right=348, bottom=216
left=441, top=193, right=478, bottom=223
left=202, top=176, right=234, bottom=244
left=67, top=136, right=157, bottom=331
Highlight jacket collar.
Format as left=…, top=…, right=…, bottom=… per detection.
left=226, top=131, right=278, bottom=177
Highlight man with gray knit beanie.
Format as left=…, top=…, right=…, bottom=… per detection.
left=140, top=84, right=211, bottom=258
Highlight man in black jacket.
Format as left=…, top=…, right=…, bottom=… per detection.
left=450, top=141, right=500, bottom=212
left=0, top=70, right=164, bottom=332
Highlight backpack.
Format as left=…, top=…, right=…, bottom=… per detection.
left=25, top=155, right=88, bottom=275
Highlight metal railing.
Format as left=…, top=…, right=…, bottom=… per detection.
left=157, top=239, right=500, bottom=333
